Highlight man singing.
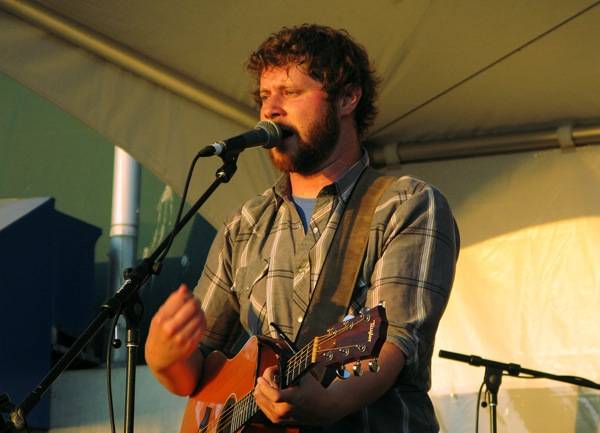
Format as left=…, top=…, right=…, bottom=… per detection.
left=145, top=24, right=459, bottom=432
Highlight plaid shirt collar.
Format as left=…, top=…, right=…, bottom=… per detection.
left=272, top=149, right=370, bottom=204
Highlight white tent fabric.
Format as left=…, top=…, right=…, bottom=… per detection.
left=2, top=0, right=600, bottom=225
left=405, top=146, right=600, bottom=432
left=1, top=1, right=599, bottom=432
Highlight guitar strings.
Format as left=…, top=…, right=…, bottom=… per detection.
left=195, top=316, right=370, bottom=432
left=198, top=390, right=255, bottom=433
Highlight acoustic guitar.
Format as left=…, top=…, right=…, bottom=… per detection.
left=180, top=305, right=387, bottom=433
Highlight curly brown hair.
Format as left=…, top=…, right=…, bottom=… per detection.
left=247, top=24, right=380, bottom=138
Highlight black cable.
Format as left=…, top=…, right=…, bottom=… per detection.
left=372, top=0, right=600, bottom=137
left=155, top=151, right=203, bottom=268
left=106, top=310, right=123, bottom=433
left=475, top=379, right=485, bottom=433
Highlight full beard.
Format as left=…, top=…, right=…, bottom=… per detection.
left=269, top=103, right=340, bottom=175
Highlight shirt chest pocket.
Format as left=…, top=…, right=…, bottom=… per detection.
left=234, top=257, right=269, bottom=335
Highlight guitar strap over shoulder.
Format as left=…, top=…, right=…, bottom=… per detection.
left=294, top=167, right=395, bottom=348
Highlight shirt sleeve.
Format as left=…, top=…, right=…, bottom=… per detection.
left=367, top=178, right=459, bottom=374
left=193, top=220, right=243, bottom=356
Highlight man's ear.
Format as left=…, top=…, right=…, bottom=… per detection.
left=338, top=86, right=362, bottom=117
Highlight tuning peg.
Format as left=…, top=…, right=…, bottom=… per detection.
left=369, top=358, right=380, bottom=373
left=358, top=307, right=369, bottom=316
left=378, top=300, right=386, bottom=309
left=353, top=361, right=363, bottom=376
left=336, top=366, right=351, bottom=380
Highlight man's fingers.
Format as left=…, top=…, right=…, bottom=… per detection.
left=254, top=378, right=297, bottom=424
left=158, top=284, right=193, bottom=318
left=262, top=366, right=279, bottom=388
left=176, top=315, right=205, bottom=345
left=157, top=288, right=204, bottom=337
left=145, top=284, right=207, bottom=374
left=171, top=294, right=203, bottom=327
left=256, top=377, right=281, bottom=399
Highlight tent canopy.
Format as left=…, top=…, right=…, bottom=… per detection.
left=2, top=0, right=600, bottom=225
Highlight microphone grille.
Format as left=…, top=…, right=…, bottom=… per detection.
left=255, top=120, right=283, bottom=148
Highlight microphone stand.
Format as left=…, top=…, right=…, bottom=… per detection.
left=0, top=151, right=240, bottom=433
left=439, top=350, right=600, bottom=433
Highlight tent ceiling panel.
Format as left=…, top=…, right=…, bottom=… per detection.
left=371, top=0, right=600, bottom=142
left=373, top=5, right=600, bottom=145
left=36, top=0, right=432, bottom=106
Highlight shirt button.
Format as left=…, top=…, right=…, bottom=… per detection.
left=297, top=316, right=303, bottom=323
left=312, top=227, right=318, bottom=234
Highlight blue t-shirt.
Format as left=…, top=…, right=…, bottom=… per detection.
left=292, top=196, right=317, bottom=233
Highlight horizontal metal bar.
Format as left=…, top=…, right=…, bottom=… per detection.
left=369, top=124, right=600, bottom=167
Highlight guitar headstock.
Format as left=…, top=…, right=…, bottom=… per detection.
left=314, top=305, right=388, bottom=368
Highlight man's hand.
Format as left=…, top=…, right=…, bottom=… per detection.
left=254, top=365, right=331, bottom=425
left=145, top=284, right=206, bottom=395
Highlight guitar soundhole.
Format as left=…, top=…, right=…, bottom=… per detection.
left=216, top=396, right=236, bottom=433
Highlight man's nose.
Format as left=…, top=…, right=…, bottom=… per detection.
left=261, top=95, right=285, bottom=120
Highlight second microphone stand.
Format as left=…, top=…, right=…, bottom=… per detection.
left=439, top=349, right=600, bottom=433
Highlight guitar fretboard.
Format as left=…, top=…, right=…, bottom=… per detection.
left=282, top=339, right=315, bottom=387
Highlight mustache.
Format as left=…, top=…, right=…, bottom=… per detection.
left=272, top=123, right=297, bottom=149
left=276, top=123, right=297, bottom=137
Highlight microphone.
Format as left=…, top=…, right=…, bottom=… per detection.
left=198, top=120, right=292, bottom=157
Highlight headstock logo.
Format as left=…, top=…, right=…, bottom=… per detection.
left=368, top=320, right=375, bottom=342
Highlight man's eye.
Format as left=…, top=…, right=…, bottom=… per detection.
left=284, top=89, right=300, bottom=96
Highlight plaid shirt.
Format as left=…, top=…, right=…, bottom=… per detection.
left=195, top=153, right=459, bottom=433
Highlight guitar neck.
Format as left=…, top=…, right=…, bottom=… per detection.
left=282, top=340, right=315, bottom=387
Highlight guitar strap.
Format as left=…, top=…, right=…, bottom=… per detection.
left=294, top=167, right=395, bottom=349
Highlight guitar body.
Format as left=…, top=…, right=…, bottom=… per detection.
left=180, top=336, right=298, bottom=433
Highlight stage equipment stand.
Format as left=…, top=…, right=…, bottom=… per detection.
left=439, top=350, right=600, bottom=433
left=0, top=151, right=241, bottom=433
